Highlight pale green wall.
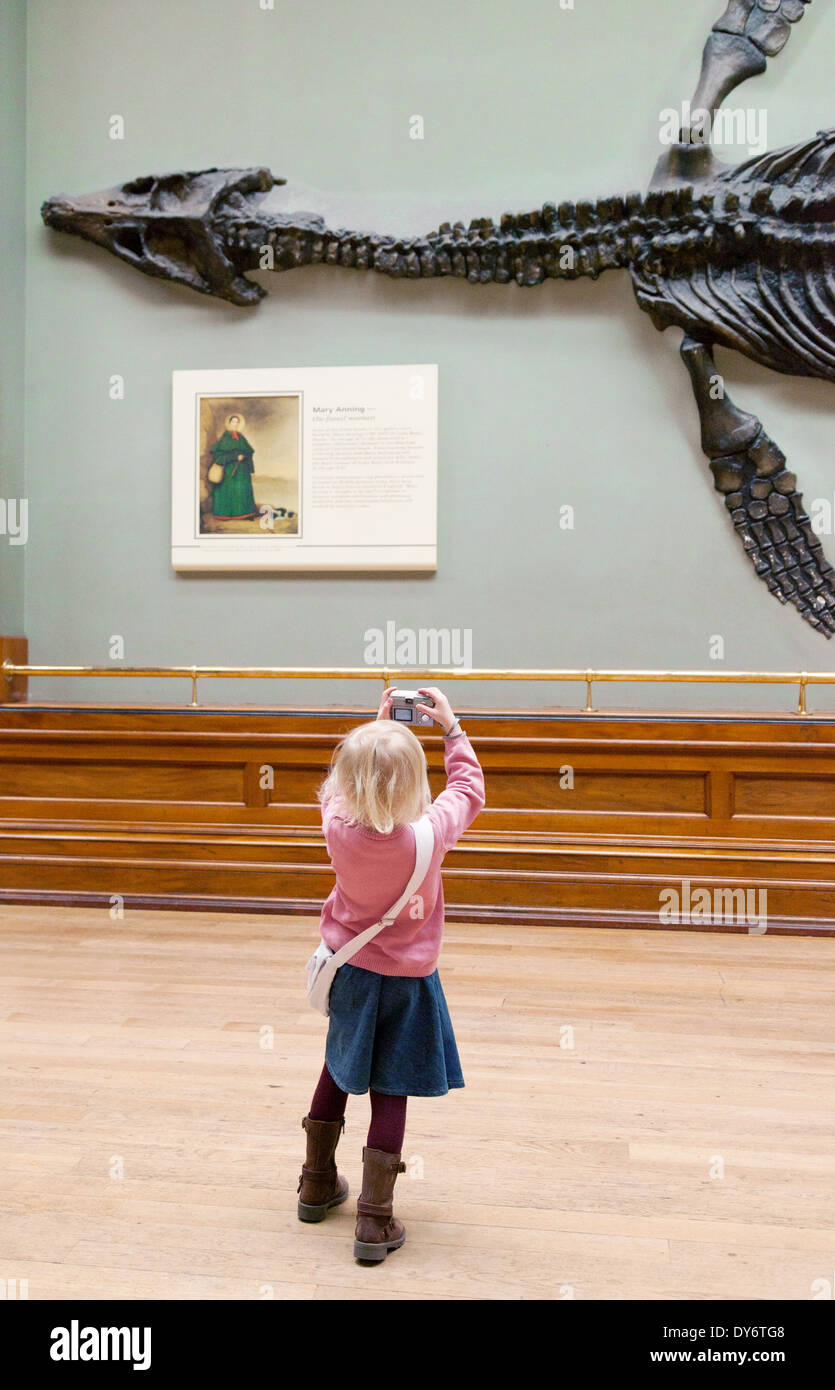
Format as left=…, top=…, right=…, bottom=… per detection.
left=0, top=0, right=26, bottom=633
left=17, top=0, right=835, bottom=710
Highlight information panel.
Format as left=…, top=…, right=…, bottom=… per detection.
left=171, top=365, right=438, bottom=571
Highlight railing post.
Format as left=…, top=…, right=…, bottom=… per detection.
left=797, top=673, right=808, bottom=717
left=0, top=637, right=28, bottom=703
left=584, top=670, right=595, bottom=713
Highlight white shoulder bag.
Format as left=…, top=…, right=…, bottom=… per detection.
left=305, top=814, right=435, bottom=1017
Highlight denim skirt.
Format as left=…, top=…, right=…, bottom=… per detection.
left=325, top=963, right=465, bottom=1097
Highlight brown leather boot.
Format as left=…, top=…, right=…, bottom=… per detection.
left=353, top=1146, right=407, bottom=1262
left=297, top=1115, right=349, bottom=1222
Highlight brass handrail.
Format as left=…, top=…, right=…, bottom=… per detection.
left=2, top=659, right=835, bottom=714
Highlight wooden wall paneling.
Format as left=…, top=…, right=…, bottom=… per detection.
left=1, top=704, right=835, bottom=932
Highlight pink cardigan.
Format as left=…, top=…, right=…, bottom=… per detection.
left=318, top=730, right=486, bottom=977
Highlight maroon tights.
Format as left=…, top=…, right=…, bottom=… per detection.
left=309, top=1063, right=407, bottom=1154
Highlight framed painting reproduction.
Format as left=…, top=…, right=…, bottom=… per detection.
left=171, top=365, right=438, bottom=571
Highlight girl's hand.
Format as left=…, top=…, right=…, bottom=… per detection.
left=417, top=687, right=456, bottom=734
left=376, top=688, right=396, bottom=720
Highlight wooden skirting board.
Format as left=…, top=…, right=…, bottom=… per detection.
left=1, top=703, right=835, bottom=934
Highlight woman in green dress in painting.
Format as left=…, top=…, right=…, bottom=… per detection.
left=209, top=413, right=258, bottom=519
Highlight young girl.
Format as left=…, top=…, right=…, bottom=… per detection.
left=297, top=686, right=485, bottom=1262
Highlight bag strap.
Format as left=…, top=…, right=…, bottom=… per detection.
left=327, top=814, right=435, bottom=970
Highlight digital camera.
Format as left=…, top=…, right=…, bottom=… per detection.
left=388, top=689, right=436, bottom=726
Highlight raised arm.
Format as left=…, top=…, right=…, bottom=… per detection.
left=428, top=732, right=486, bottom=852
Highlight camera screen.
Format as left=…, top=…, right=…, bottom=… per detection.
left=393, top=708, right=412, bottom=721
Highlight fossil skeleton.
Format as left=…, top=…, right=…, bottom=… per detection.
left=42, top=0, right=835, bottom=634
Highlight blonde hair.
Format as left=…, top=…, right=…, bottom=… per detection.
left=319, top=720, right=431, bottom=835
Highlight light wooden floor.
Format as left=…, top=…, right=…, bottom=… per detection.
left=0, top=906, right=833, bottom=1301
